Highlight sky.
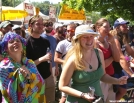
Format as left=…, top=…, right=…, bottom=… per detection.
left=30, top=0, right=62, bottom=4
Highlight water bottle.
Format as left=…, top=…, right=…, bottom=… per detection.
left=46, top=47, right=51, bottom=63
left=89, top=86, right=95, bottom=97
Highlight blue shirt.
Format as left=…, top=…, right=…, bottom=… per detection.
left=41, top=33, right=57, bottom=67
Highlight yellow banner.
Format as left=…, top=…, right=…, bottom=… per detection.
left=58, top=4, right=86, bottom=20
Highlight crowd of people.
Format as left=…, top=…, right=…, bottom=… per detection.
left=0, top=15, right=134, bottom=103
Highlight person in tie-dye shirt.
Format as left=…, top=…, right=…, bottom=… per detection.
left=0, top=32, right=46, bottom=103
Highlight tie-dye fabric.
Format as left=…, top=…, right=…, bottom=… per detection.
left=0, top=57, right=46, bottom=103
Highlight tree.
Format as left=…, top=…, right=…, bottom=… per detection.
left=2, top=0, right=23, bottom=7
left=62, top=0, right=134, bottom=23
left=32, top=1, right=60, bottom=17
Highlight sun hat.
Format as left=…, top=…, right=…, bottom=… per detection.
left=0, top=21, right=13, bottom=29
left=73, top=25, right=99, bottom=40
left=114, top=18, right=129, bottom=28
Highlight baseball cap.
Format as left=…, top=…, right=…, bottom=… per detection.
left=114, top=18, right=129, bottom=28
left=73, top=25, right=99, bottom=40
left=12, top=25, right=21, bottom=30
left=0, top=21, right=13, bottom=29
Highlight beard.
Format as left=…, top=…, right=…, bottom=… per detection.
left=45, top=29, right=53, bottom=33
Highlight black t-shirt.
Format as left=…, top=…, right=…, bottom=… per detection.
left=26, top=36, right=51, bottom=79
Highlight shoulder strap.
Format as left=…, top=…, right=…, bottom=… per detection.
left=94, top=49, right=102, bottom=66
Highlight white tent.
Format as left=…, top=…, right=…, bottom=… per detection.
left=15, top=0, right=49, bottom=20
left=38, top=11, right=49, bottom=20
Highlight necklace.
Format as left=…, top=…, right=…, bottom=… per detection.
left=84, top=51, right=93, bottom=69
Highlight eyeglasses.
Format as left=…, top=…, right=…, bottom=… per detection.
left=45, top=24, right=53, bottom=27
left=44, top=23, right=53, bottom=27
left=67, top=29, right=75, bottom=33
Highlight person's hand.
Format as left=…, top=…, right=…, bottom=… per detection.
left=131, top=74, right=134, bottom=77
left=41, top=53, right=52, bottom=62
left=106, top=33, right=115, bottom=44
left=81, top=93, right=95, bottom=102
left=55, top=67, right=59, bottom=76
left=118, top=76, right=128, bottom=85
left=20, top=65, right=31, bottom=79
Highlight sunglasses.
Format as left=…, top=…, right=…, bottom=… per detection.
left=67, top=29, right=75, bottom=33
left=44, top=23, right=53, bottom=27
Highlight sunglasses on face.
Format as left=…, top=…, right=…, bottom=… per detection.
left=44, top=23, right=53, bottom=27
left=67, top=29, right=75, bottom=33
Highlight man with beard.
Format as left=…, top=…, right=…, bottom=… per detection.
left=41, top=20, right=59, bottom=83
left=110, top=18, right=134, bottom=100
left=26, top=15, right=55, bottom=103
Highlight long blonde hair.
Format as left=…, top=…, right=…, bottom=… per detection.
left=63, top=37, right=86, bottom=70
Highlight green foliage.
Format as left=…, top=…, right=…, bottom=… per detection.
left=62, top=0, right=134, bottom=24
left=2, top=0, right=60, bottom=17
left=32, top=1, right=60, bottom=16
left=2, top=0, right=23, bottom=7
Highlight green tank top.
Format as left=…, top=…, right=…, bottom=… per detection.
left=66, top=49, right=104, bottom=103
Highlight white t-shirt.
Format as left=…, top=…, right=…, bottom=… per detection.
left=56, top=39, right=72, bottom=59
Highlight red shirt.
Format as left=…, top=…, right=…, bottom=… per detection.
left=99, top=45, right=114, bottom=75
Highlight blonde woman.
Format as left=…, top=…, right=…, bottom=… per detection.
left=59, top=25, right=128, bottom=103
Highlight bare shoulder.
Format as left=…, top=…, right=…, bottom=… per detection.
left=66, top=55, right=75, bottom=64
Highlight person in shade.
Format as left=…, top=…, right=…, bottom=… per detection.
left=0, top=32, right=46, bottom=103
left=59, top=25, right=128, bottom=103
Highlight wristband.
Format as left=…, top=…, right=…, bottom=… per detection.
left=80, top=92, right=85, bottom=98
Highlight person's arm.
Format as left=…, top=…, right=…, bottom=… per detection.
left=59, top=56, right=94, bottom=102
left=97, top=49, right=128, bottom=84
left=34, top=53, right=52, bottom=66
left=54, top=51, right=64, bottom=64
left=114, top=39, right=134, bottom=77
left=107, top=33, right=120, bottom=62
left=104, top=57, right=113, bottom=68
left=109, top=38, right=120, bottom=62
left=55, top=62, right=59, bottom=76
